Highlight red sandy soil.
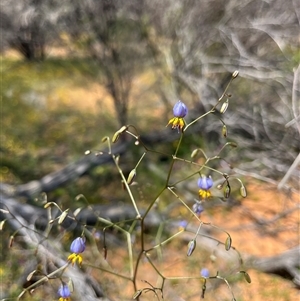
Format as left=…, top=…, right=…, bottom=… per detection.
left=90, top=181, right=299, bottom=301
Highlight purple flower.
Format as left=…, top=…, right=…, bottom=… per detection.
left=173, top=100, right=188, bottom=118
left=70, top=237, right=86, bottom=254
left=200, top=268, right=209, bottom=278
left=58, top=284, right=71, bottom=300
left=192, top=202, right=204, bottom=215
left=178, top=220, right=188, bottom=230
left=167, top=100, right=188, bottom=131
left=197, top=175, right=213, bottom=190
left=68, top=237, right=86, bottom=266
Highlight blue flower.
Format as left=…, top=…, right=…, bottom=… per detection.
left=167, top=100, right=188, bottom=131
left=58, top=284, right=71, bottom=301
left=192, top=202, right=204, bottom=216
left=200, top=268, right=209, bottom=278
left=197, top=175, right=213, bottom=190
left=198, top=175, right=213, bottom=199
left=178, top=220, right=188, bottom=230
left=70, top=237, right=86, bottom=254
left=68, top=237, right=86, bottom=266
left=173, top=100, right=188, bottom=117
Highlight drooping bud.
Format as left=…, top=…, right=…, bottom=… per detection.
left=26, top=270, right=37, bottom=281
left=127, top=169, right=136, bottom=185
left=119, top=125, right=128, bottom=133
left=240, top=184, right=247, bottom=198
left=232, top=70, right=239, bottom=78
left=187, top=239, right=196, bottom=256
left=222, top=125, right=228, bottom=137
left=243, top=271, right=252, bottom=283
left=191, top=149, right=199, bottom=158
left=112, top=131, right=120, bottom=143
left=224, top=183, right=231, bottom=198
left=220, top=99, right=229, bottom=114
left=239, top=271, right=252, bottom=283
left=0, top=219, right=6, bottom=230
left=58, top=209, right=69, bottom=224
left=225, top=235, right=232, bottom=251
left=133, top=290, right=143, bottom=299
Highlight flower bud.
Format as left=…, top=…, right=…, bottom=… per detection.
left=240, top=185, right=247, bottom=198
left=187, top=239, right=196, bottom=256
left=191, top=149, right=199, bottom=158
left=222, top=125, right=228, bottom=137
left=58, top=209, right=69, bottom=224
left=224, top=184, right=231, bottom=198
left=112, top=131, right=120, bottom=143
left=119, top=125, right=128, bottom=133
left=225, top=235, right=232, bottom=251
left=127, top=169, right=136, bottom=185
left=133, top=290, right=143, bottom=299
left=232, top=70, right=239, bottom=78
left=220, top=99, right=229, bottom=114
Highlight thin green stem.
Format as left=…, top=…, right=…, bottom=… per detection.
left=165, top=132, right=184, bottom=185
left=112, top=155, right=141, bottom=218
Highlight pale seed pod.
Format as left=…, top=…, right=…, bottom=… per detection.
left=225, top=236, right=232, bottom=251
left=220, top=99, right=229, bottom=114
left=26, top=270, right=37, bottom=281
left=240, top=185, right=247, bottom=198
left=243, top=271, right=252, bottom=283
left=0, top=219, right=6, bottom=230
left=119, top=125, right=128, bottom=133
left=68, top=278, right=74, bottom=292
left=44, top=202, right=52, bottom=208
left=228, top=142, right=238, bottom=148
left=112, top=131, right=120, bottom=143
left=58, top=209, right=69, bottom=224
left=232, top=70, right=239, bottom=78
left=127, top=169, right=136, bottom=185
left=239, top=271, right=252, bottom=283
left=191, top=149, right=199, bottom=158
left=133, top=290, right=143, bottom=299
left=73, top=207, right=83, bottom=217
